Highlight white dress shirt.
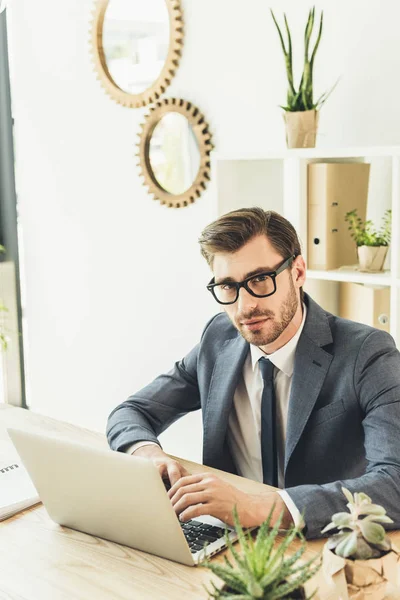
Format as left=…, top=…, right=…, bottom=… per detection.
left=127, top=305, right=307, bottom=527
left=227, top=305, right=307, bottom=527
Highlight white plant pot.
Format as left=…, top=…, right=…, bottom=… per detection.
left=357, top=246, right=388, bottom=272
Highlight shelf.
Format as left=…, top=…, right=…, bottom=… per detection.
left=212, top=146, right=400, bottom=162
left=307, top=267, right=392, bottom=286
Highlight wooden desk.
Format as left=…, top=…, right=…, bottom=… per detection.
left=0, top=404, right=391, bottom=600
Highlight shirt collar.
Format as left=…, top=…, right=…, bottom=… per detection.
left=250, top=303, right=307, bottom=377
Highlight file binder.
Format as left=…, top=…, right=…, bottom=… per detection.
left=339, top=282, right=390, bottom=333
left=307, top=163, right=370, bottom=270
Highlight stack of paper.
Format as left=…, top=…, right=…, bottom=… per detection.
left=0, top=439, right=40, bottom=521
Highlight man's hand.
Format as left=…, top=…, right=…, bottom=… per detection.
left=168, top=472, right=294, bottom=529
left=132, top=445, right=189, bottom=487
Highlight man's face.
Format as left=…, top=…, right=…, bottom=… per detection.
left=212, top=235, right=306, bottom=350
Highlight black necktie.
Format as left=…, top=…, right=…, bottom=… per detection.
left=259, top=357, right=278, bottom=487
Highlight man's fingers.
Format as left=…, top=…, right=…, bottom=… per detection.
left=156, top=462, right=168, bottom=479
left=173, top=492, right=209, bottom=516
left=167, top=463, right=183, bottom=487
left=168, top=473, right=206, bottom=498
left=169, top=482, right=206, bottom=506
left=154, top=458, right=189, bottom=486
left=179, top=503, right=207, bottom=523
left=180, top=465, right=190, bottom=477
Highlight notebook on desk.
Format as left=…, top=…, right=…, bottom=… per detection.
left=7, top=428, right=240, bottom=566
left=0, top=439, right=40, bottom=521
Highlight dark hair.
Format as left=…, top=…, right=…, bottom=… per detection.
left=199, top=207, right=304, bottom=301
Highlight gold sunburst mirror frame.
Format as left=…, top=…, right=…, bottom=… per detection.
left=90, top=0, right=183, bottom=108
left=137, top=98, right=213, bottom=208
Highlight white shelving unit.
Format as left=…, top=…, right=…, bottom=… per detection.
left=211, top=146, right=400, bottom=346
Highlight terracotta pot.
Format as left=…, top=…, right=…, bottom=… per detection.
left=283, top=109, right=319, bottom=148
left=313, top=545, right=400, bottom=600
left=357, top=246, right=388, bottom=272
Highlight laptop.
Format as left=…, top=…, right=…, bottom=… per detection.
left=7, top=428, right=240, bottom=566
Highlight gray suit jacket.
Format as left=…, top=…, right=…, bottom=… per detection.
left=107, top=294, right=400, bottom=538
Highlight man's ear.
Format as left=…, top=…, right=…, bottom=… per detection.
left=293, top=256, right=306, bottom=288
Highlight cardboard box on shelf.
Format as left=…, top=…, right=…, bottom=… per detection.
left=339, top=282, right=390, bottom=333
left=308, top=163, right=370, bottom=270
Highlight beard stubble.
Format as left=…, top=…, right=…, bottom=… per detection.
left=234, top=277, right=299, bottom=347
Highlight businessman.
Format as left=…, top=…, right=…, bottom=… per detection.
left=107, top=207, right=400, bottom=538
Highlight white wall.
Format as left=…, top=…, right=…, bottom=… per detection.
left=6, top=0, right=400, bottom=462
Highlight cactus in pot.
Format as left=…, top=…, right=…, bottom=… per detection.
left=204, top=506, right=321, bottom=599
left=270, top=7, right=338, bottom=148
left=320, top=488, right=400, bottom=599
left=321, top=488, right=393, bottom=560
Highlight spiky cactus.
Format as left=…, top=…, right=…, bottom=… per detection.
left=270, top=7, right=336, bottom=112
left=204, top=507, right=320, bottom=599
left=321, top=488, right=393, bottom=560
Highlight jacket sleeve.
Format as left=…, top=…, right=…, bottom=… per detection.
left=106, top=315, right=219, bottom=452
left=284, top=329, right=400, bottom=539
left=106, top=344, right=201, bottom=452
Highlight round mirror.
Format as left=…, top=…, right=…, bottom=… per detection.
left=138, top=98, right=213, bottom=208
left=148, top=112, right=201, bottom=195
left=91, top=0, right=183, bottom=108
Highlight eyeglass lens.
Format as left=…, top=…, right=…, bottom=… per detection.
left=213, top=274, right=275, bottom=303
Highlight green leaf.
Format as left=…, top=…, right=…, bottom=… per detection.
left=354, top=536, right=375, bottom=560
left=326, top=532, right=350, bottom=550
left=358, top=504, right=386, bottom=516
left=310, top=10, right=323, bottom=68
left=270, top=10, right=288, bottom=57
left=355, top=492, right=372, bottom=505
left=335, top=531, right=358, bottom=558
left=363, top=514, right=394, bottom=524
left=315, top=78, right=340, bottom=109
left=331, top=512, right=353, bottom=528
left=372, top=538, right=392, bottom=553
left=341, top=487, right=354, bottom=504
left=359, top=521, right=386, bottom=545
left=321, top=521, right=339, bottom=534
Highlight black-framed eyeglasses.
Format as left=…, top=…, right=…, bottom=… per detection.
left=206, top=255, right=297, bottom=305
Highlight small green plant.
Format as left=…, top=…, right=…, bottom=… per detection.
left=321, top=488, right=393, bottom=560
left=345, top=209, right=392, bottom=247
left=270, top=7, right=337, bottom=112
left=0, top=244, right=9, bottom=351
left=204, top=507, right=320, bottom=599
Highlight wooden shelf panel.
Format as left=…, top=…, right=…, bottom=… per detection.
left=307, top=267, right=392, bottom=286
left=212, top=146, right=400, bottom=162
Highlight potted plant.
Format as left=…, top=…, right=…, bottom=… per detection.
left=319, top=488, right=400, bottom=599
left=204, top=507, right=321, bottom=599
left=270, top=7, right=337, bottom=149
left=345, top=209, right=392, bottom=272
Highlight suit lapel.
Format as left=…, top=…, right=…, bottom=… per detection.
left=284, top=295, right=334, bottom=473
left=203, top=333, right=249, bottom=470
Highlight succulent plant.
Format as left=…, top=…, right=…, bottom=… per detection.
left=270, top=7, right=337, bottom=113
left=204, top=507, right=320, bottom=599
left=321, top=488, right=393, bottom=560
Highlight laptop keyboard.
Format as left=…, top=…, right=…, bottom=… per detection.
left=180, top=520, right=226, bottom=553
left=162, top=480, right=227, bottom=553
